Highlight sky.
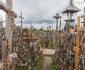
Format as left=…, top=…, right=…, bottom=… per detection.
left=0, top=0, right=85, bottom=29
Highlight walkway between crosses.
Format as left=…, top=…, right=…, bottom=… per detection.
left=42, top=56, right=52, bottom=70
left=41, top=48, right=55, bottom=70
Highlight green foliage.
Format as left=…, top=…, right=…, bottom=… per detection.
left=33, top=55, right=44, bottom=70
left=22, top=65, right=28, bottom=70
left=50, top=57, right=57, bottom=70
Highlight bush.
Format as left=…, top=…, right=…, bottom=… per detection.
left=33, top=55, right=44, bottom=70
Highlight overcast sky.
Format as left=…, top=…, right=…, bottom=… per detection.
left=13, top=0, right=68, bottom=20
left=13, top=0, right=85, bottom=19
left=0, top=0, right=85, bottom=29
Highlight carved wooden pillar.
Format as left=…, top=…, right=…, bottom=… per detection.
left=5, top=0, right=13, bottom=52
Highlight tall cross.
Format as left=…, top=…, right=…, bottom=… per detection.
left=53, top=13, right=61, bottom=31
left=19, top=12, right=24, bottom=32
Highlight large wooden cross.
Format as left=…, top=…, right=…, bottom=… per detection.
left=0, top=0, right=17, bottom=52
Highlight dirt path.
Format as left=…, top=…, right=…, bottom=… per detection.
left=42, top=56, right=52, bottom=70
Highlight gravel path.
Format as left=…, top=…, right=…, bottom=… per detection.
left=42, top=56, right=52, bottom=70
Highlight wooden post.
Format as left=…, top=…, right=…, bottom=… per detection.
left=74, top=16, right=80, bottom=70
left=5, top=0, right=13, bottom=52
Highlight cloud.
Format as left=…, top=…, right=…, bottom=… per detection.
left=0, top=0, right=85, bottom=29
left=13, top=0, right=69, bottom=20
left=13, top=0, right=85, bottom=29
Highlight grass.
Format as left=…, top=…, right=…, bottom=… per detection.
left=33, top=55, right=44, bottom=70
left=15, top=55, right=44, bottom=70
left=50, top=57, right=57, bottom=70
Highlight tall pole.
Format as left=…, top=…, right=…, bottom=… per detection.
left=53, top=13, right=61, bottom=40
left=53, top=13, right=61, bottom=69
left=19, top=12, right=24, bottom=43
left=5, top=0, right=13, bottom=70
left=84, top=7, right=85, bottom=36
left=19, top=12, right=23, bottom=33
left=54, top=13, right=61, bottom=31
left=74, top=16, right=80, bottom=70
left=6, top=0, right=13, bottom=52
left=31, top=22, right=33, bottom=39
left=19, top=12, right=23, bottom=70
left=59, top=20, right=61, bottom=30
